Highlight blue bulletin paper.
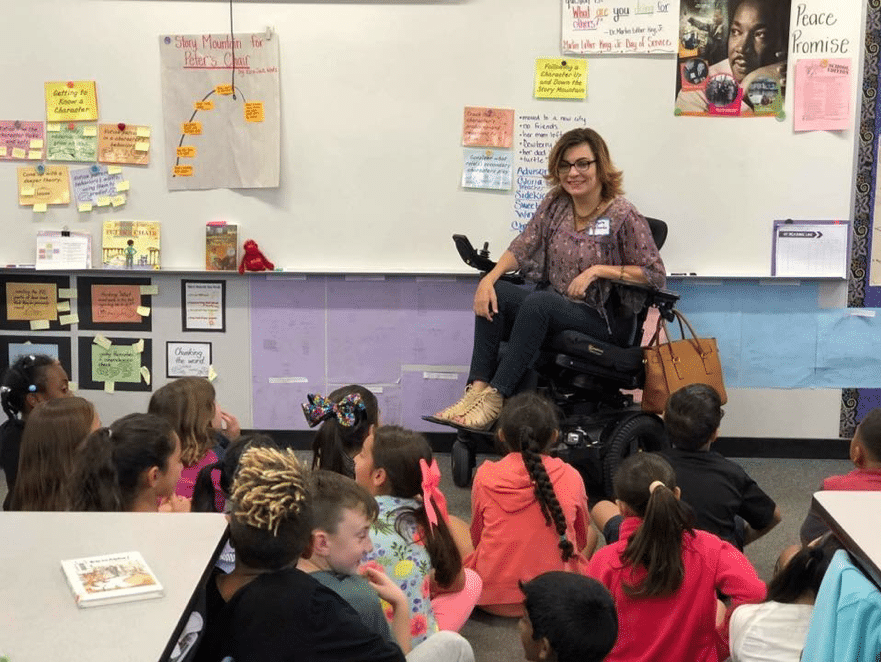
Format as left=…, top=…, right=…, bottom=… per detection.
left=739, top=313, right=818, bottom=388
left=461, top=148, right=513, bottom=190
left=815, top=310, right=881, bottom=388
left=676, top=312, right=743, bottom=387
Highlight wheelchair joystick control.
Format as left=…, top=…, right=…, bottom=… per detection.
left=479, top=242, right=490, bottom=259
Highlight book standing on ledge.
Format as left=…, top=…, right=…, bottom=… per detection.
left=102, top=220, right=161, bottom=270
left=205, top=222, right=238, bottom=271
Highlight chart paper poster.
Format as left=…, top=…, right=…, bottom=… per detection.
left=45, top=81, right=99, bottom=122
left=794, top=59, right=851, bottom=132
left=0, top=121, right=45, bottom=161
left=91, top=284, right=143, bottom=323
left=674, top=0, right=791, bottom=117
left=462, top=149, right=513, bottom=190
left=562, top=0, right=678, bottom=54
left=534, top=59, right=587, bottom=99
left=772, top=220, right=849, bottom=278
left=71, top=166, right=124, bottom=205
left=98, top=124, right=151, bottom=165
left=159, top=33, right=281, bottom=190
left=46, top=124, right=98, bottom=162
left=6, top=282, right=57, bottom=321
left=17, top=166, right=70, bottom=206
left=462, top=107, right=515, bottom=148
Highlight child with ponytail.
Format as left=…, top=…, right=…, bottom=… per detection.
left=586, top=453, right=766, bottom=662
left=464, top=392, right=596, bottom=617
left=354, top=425, right=481, bottom=642
left=302, top=385, right=379, bottom=478
left=67, top=413, right=185, bottom=512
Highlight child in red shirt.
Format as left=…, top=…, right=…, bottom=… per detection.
left=800, top=408, right=881, bottom=544
left=587, top=453, right=765, bottom=662
left=464, top=393, right=596, bottom=617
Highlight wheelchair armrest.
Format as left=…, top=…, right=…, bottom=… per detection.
left=452, top=234, right=524, bottom=284
left=608, top=279, right=680, bottom=322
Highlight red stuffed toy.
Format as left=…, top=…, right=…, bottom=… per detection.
left=239, top=239, right=275, bottom=273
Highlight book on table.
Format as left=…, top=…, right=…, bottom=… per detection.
left=61, top=550, right=164, bottom=608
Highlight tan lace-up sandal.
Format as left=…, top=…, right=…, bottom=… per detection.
left=432, top=384, right=481, bottom=422
left=453, top=387, right=503, bottom=431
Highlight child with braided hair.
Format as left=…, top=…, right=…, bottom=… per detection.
left=0, top=354, right=71, bottom=509
left=194, top=445, right=406, bottom=662
left=302, top=385, right=379, bottom=478
left=463, top=392, right=596, bottom=617
left=586, top=453, right=765, bottom=662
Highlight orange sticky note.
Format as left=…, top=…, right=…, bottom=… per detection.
left=182, top=122, right=202, bottom=135
left=173, top=165, right=194, bottom=177
left=194, top=100, right=214, bottom=111
left=244, top=102, right=264, bottom=123
left=177, top=145, right=197, bottom=158
left=215, top=84, right=234, bottom=95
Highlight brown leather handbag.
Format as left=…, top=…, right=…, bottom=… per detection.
left=641, top=309, right=727, bottom=414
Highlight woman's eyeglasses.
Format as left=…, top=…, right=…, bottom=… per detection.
left=557, top=159, right=596, bottom=175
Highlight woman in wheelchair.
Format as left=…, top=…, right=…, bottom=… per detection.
left=434, top=128, right=666, bottom=430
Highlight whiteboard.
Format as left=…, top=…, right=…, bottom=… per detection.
left=0, top=0, right=865, bottom=276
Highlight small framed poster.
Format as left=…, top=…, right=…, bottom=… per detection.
left=181, top=280, right=225, bottom=332
left=166, top=341, right=212, bottom=378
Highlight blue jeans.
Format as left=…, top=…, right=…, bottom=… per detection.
left=469, top=280, right=613, bottom=397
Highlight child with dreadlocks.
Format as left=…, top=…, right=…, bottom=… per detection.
left=193, top=445, right=405, bottom=662
left=463, top=392, right=597, bottom=617
left=1, top=354, right=71, bottom=510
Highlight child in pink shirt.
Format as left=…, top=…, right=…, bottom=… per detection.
left=464, top=393, right=597, bottom=617
left=587, top=453, right=765, bottom=662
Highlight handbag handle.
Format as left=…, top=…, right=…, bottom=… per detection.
left=648, top=310, right=713, bottom=380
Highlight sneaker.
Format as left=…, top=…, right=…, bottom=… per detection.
left=454, top=387, right=503, bottom=431
left=433, top=384, right=481, bottom=421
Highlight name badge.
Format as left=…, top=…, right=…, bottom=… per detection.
left=589, top=218, right=610, bottom=236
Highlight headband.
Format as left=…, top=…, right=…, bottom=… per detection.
left=301, top=392, right=366, bottom=428
left=419, top=458, right=449, bottom=529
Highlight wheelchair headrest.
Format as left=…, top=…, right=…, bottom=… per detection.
left=644, top=217, right=667, bottom=251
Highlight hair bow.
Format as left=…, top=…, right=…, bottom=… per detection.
left=419, top=458, right=449, bottom=529
left=301, top=392, right=365, bottom=428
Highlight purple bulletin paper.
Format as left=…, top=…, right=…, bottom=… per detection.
left=400, top=278, right=475, bottom=366
left=250, top=276, right=326, bottom=430
left=326, top=277, right=406, bottom=384
left=0, top=121, right=45, bottom=161
left=400, top=370, right=469, bottom=433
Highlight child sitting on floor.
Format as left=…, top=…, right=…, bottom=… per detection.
left=303, top=385, right=379, bottom=478
left=800, top=407, right=881, bottom=544
left=519, top=571, right=618, bottom=662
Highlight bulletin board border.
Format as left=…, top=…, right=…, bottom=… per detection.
left=77, top=336, right=153, bottom=392
left=0, top=334, right=72, bottom=377
left=75, top=276, right=153, bottom=332
left=0, top=274, right=71, bottom=331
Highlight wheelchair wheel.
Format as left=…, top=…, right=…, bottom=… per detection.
left=602, top=412, right=668, bottom=498
left=451, top=437, right=475, bottom=488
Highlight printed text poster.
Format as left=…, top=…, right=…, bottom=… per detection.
left=562, top=0, right=678, bottom=55
left=182, top=280, right=225, bottom=331
left=159, top=33, right=281, bottom=190
left=5, top=282, right=58, bottom=321
left=793, top=59, right=851, bottom=132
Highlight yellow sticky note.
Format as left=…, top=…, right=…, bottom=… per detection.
left=244, top=102, right=265, bottom=123
left=140, top=365, right=151, bottom=386
left=94, top=334, right=112, bottom=350
left=30, top=139, right=44, bottom=149
left=96, top=196, right=111, bottom=207
left=104, top=381, right=115, bottom=394
left=68, top=381, right=78, bottom=392
left=139, top=285, right=159, bottom=295
left=28, top=150, right=42, bottom=160
left=33, top=203, right=47, bottom=213
left=111, top=194, right=126, bottom=207
left=56, top=301, right=71, bottom=312
left=134, top=141, right=150, bottom=152
left=215, top=84, right=234, bottom=95
left=115, top=180, right=130, bottom=192
left=133, top=339, right=144, bottom=353
left=47, top=123, right=60, bottom=132
left=59, top=288, right=77, bottom=298
left=173, top=165, right=194, bottom=177
left=136, top=127, right=151, bottom=138
left=194, top=100, right=214, bottom=111
left=82, top=126, right=97, bottom=137
left=59, top=313, right=79, bottom=325
left=12, top=148, right=26, bottom=159
left=534, top=58, right=588, bottom=100
left=182, top=122, right=202, bottom=135
left=177, top=145, right=197, bottom=158
left=20, top=186, right=35, bottom=197
left=107, top=165, right=122, bottom=175
left=78, top=202, right=93, bottom=212
left=136, top=305, right=151, bottom=316
left=30, top=319, right=50, bottom=330
left=208, top=365, right=218, bottom=382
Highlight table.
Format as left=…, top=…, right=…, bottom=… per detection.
left=0, top=512, right=228, bottom=662
left=812, top=490, right=881, bottom=589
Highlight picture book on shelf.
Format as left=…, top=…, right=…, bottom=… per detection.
left=102, top=220, right=161, bottom=270
left=205, top=222, right=238, bottom=271
left=61, top=550, right=164, bottom=608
